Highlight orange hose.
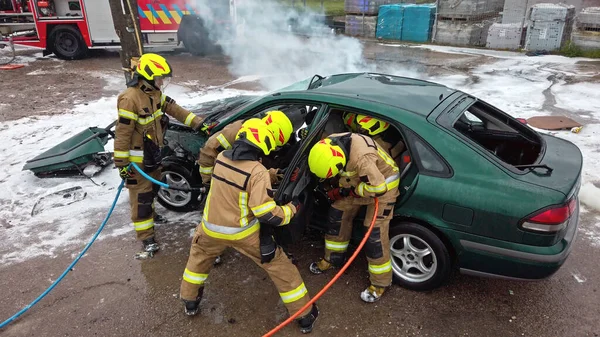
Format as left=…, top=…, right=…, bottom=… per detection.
left=262, top=198, right=380, bottom=337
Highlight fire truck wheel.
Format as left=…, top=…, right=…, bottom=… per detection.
left=48, top=25, right=88, bottom=60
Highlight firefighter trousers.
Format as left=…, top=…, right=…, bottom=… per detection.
left=180, top=224, right=312, bottom=317
left=126, top=169, right=161, bottom=241
left=323, top=197, right=395, bottom=287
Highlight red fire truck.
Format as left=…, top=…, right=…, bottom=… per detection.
left=0, top=0, right=234, bottom=59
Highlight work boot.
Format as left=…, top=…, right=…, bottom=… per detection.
left=360, top=285, right=386, bottom=303
left=309, top=259, right=332, bottom=275
left=142, top=237, right=160, bottom=253
left=296, top=304, right=319, bottom=334
left=182, top=288, right=203, bottom=316
left=154, top=213, right=168, bottom=224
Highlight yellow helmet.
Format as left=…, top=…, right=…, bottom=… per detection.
left=135, top=53, right=172, bottom=81
left=262, top=110, right=293, bottom=147
left=355, top=114, right=390, bottom=136
left=308, top=138, right=347, bottom=179
left=235, top=118, right=276, bottom=156
left=342, top=112, right=358, bottom=132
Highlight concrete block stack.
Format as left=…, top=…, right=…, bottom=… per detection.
left=571, top=7, right=600, bottom=50
left=434, top=0, right=505, bottom=47
left=486, top=23, right=523, bottom=49
left=345, top=0, right=415, bottom=38
left=524, top=3, right=576, bottom=51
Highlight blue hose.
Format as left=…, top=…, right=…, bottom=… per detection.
left=0, top=179, right=126, bottom=330
left=130, top=163, right=169, bottom=188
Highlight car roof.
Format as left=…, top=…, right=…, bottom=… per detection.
left=293, top=73, right=458, bottom=116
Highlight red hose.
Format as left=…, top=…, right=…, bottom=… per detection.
left=262, top=198, right=380, bottom=337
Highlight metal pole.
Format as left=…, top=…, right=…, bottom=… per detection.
left=432, top=0, right=439, bottom=43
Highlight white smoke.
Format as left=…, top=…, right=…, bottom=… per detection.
left=193, top=0, right=373, bottom=90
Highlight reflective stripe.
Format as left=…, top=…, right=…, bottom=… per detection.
left=281, top=205, right=292, bottom=225
left=356, top=182, right=366, bottom=197
left=118, top=109, right=138, bottom=120
left=251, top=201, right=276, bottom=217
left=133, top=219, right=154, bottom=231
left=130, top=150, right=144, bottom=156
left=203, top=189, right=212, bottom=217
left=129, top=149, right=144, bottom=163
left=202, top=218, right=259, bottom=240
left=239, top=192, right=249, bottom=227
left=279, top=283, right=308, bottom=304
left=184, top=113, right=196, bottom=126
left=182, top=268, right=208, bottom=285
left=340, top=170, right=356, bottom=177
left=368, top=260, right=392, bottom=274
left=378, top=148, right=399, bottom=172
left=216, top=134, right=232, bottom=150
left=364, top=182, right=387, bottom=194
left=161, top=94, right=167, bottom=104
left=114, top=150, right=129, bottom=158
left=325, top=240, right=349, bottom=252
left=137, top=109, right=164, bottom=125
left=199, top=166, right=214, bottom=175
left=385, top=174, right=400, bottom=190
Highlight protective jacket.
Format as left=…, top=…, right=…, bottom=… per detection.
left=373, top=134, right=405, bottom=167
left=114, top=81, right=203, bottom=168
left=198, top=119, right=279, bottom=186
left=330, top=132, right=400, bottom=202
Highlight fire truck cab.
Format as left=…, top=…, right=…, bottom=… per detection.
left=0, top=0, right=235, bottom=59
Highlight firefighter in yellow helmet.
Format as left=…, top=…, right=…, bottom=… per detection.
left=197, top=110, right=294, bottom=189
left=307, top=133, right=400, bottom=303
left=344, top=112, right=405, bottom=164
left=113, top=53, right=205, bottom=253
left=180, top=119, right=319, bottom=333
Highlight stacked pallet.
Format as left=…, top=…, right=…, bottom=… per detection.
left=345, top=0, right=415, bottom=38
left=571, top=7, right=600, bottom=50
left=486, top=23, right=523, bottom=49
left=376, top=4, right=436, bottom=42
left=434, top=0, right=505, bottom=47
left=524, top=3, right=576, bottom=51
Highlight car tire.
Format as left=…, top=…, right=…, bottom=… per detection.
left=48, top=25, right=88, bottom=60
left=156, top=164, right=200, bottom=212
left=389, top=222, right=452, bottom=291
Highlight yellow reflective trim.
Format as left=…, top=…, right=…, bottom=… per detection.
left=325, top=240, right=349, bottom=252
left=156, top=9, right=172, bottom=24
left=201, top=219, right=259, bottom=240
left=199, top=166, right=214, bottom=175
left=281, top=205, right=292, bottom=225
left=129, top=155, right=143, bottom=163
left=184, top=113, right=196, bottom=127
left=114, top=150, right=129, bottom=158
left=133, top=219, right=154, bottom=231
left=368, top=260, right=392, bottom=274
left=378, top=148, right=399, bottom=172
left=279, top=283, right=308, bottom=304
left=142, top=10, right=159, bottom=24
left=137, top=110, right=163, bottom=125
left=216, top=134, right=232, bottom=150
left=386, top=178, right=400, bottom=190
left=357, top=182, right=366, bottom=197
left=203, top=189, right=212, bottom=217
left=340, top=170, right=356, bottom=177
left=170, top=10, right=182, bottom=23
left=251, top=201, right=276, bottom=217
left=239, top=192, right=249, bottom=227
left=161, top=94, right=167, bottom=104
left=118, top=109, right=138, bottom=120
left=364, top=182, right=387, bottom=194
left=183, top=268, right=208, bottom=285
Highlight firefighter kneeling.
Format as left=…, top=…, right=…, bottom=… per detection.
left=307, top=132, right=400, bottom=303
left=180, top=119, right=319, bottom=334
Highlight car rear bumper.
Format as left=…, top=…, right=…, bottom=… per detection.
left=454, top=204, right=579, bottom=280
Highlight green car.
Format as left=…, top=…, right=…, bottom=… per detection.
left=159, top=73, right=582, bottom=291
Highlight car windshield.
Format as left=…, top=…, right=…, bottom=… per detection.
left=213, top=76, right=313, bottom=124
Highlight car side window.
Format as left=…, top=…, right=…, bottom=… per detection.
left=403, top=127, right=452, bottom=178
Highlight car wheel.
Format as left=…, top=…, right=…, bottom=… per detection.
left=157, top=164, right=200, bottom=212
left=389, top=222, right=452, bottom=291
left=48, top=25, right=88, bottom=60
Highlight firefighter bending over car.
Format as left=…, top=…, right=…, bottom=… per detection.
left=113, top=53, right=204, bottom=253
left=180, top=118, right=319, bottom=334
left=308, top=131, right=400, bottom=303
left=198, top=110, right=294, bottom=191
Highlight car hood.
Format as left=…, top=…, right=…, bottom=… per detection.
left=188, top=95, right=260, bottom=118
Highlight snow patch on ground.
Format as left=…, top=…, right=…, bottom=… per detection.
left=552, top=82, right=600, bottom=118
left=0, top=86, right=258, bottom=265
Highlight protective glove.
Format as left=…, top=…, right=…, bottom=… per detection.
left=298, top=127, right=309, bottom=140
left=118, top=166, right=134, bottom=180
left=260, top=235, right=277, bottom=264
left=326, top=187, right=350, bottom=202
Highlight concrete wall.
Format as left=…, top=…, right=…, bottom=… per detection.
left=435, top=20, right=494, bottom=46
left=438, top=0, right=505, bottom=18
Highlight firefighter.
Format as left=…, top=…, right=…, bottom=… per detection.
left=180, top=119, right=319, bottom=334
left=197, top=110, right=294, bottom=189
left=307, top=132, right=400, bottom=303
left=343, top=112, right=405, bottom=163
left=114, top=53, right=204, bottom=253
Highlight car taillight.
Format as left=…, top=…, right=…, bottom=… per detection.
left=521, top=197, right=577, bottom=233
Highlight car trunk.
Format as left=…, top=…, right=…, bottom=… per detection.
left=513, top=134, right=582, bottom=198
